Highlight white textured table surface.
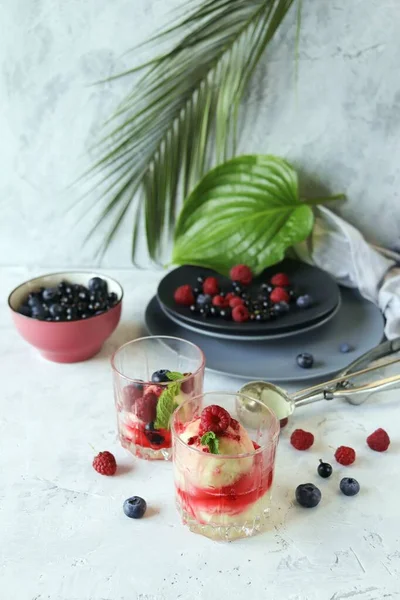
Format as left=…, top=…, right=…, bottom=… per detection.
left=1, top=266, right=400, bottom=600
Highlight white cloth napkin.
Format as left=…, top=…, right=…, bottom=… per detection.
left=295, top=206, right=400, bottom=340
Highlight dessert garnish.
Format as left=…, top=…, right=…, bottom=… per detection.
left=123, top=496, right=147, bottom=519
left=200, top=431, right=219, bottom=454
left=153, top=371, right=185, bottom=430
left=92, top=451, right=117, bottom=476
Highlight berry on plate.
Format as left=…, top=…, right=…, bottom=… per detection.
left=295, top=483, right=321, bottom=508
left=317, top=459, right=333, bottom=478
left=340, top=477, right=360, bottom=496
left=212, top=295, right=228, bottom=307
left=151, top=369, right=171, bottom=383
left=232, top=304, right=250, bottom=323
left=229, top=264, right=253, bottom=286
left=123, top=496, right=147, bottom=519
left=203, top=277, right=219, bottom=296
left=290, top=429, right=314, bottom=450
left=366, top=428, right=390, bottom=452
left=270, top=287, right=290, bottom=304
left=296, top=294, right=313, bottom=309
left=274, top=301, right=289, bottom=315
left=296, top=353, right=314, bottom=369
left=335, top=445, right=356, bottom=466
left=229, top=296, right=244, bottom=308
left=93, top=451, right=117, bottom=476
left=174, top=285, right=195, bottom=306
left=200, top=405, right=231, bottom=434
left=271, top=273, right=290, bottom=287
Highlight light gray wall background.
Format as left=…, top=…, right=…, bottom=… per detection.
left=1, top=0, right=399, bottom=269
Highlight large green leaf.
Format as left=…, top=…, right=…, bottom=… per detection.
left=172, top=155, right=314, bottom=275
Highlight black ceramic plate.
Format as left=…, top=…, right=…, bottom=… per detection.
left=157, top=259, right=340, bottom=334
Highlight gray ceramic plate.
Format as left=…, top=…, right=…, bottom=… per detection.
left=145, top=288, right=384, bottom=382
left=159, top=296, right=342, bottom=341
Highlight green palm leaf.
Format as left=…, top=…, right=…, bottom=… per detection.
left=86, top=0, right=298, bottom=262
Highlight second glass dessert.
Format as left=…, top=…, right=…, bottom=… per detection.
left=112, top=336, right=205, bottom=460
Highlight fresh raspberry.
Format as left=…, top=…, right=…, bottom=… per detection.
left=271, top=273, right=290, bottom=287
left=232, top=305, right=250, bottom=323
left=270, top=287, right=290, bottom=304
left=135, top=392, right=158, bottom=423
left=212, top=295, right=228, bottom=307
left=93, top=451, right=117, bottom=476
left=200, top=405, right=231, bottom=434
left=367, top=428, right=390, bottom=452
left=229, top=264, right=253, bottom=286
left=290, top=429, right=314, bottom=450
left=174, top=285, right=195, bottom=306
left=203, top=277, right=219, bottom=295
left=229, top=296, right=244, bottom=308
left=335, top=446, right=356, bottom=465
left=122, top=384, right=143, bottom=410
left=225, top=292, right=236, bottom=302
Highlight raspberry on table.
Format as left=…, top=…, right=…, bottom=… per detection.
left=229, top=296, right=244, bottom=308
left=93, top=451, right=117, bottom=476
left=366, top=428, right=390, bottom=452
left=203, top=277, right=219, bottom=295
left=229, top=264, right=253, bottom=286
left=136, top=392, right=159, bottom=422
left=290, top=429, right=314, bottom=450
left=232, top=305, right=250, bottom=322
left=271, top=273, right=290, bottom=287
left=200, top=404, right=231, bottom=434
left=270, top=287, right=290, bottom=304
left=334, top=446, right=356, bottom=466
left=174, top=285, right=195, bottom=306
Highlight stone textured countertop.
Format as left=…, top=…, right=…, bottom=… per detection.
left=1, top=266, right=399, bottom=600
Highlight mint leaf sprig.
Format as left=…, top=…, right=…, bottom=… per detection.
left=200, top=431, right=219, bottom=454
left=154, top=371, right=185, bottom=430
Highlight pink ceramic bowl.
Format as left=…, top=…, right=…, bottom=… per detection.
left=8, top=271, right=123, bottom=363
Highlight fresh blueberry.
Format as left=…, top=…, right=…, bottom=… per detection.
left=151, top=369, right=171, bottom=383
left=78, top=290, right=90, bottom=302
left=340, top=477, right=360, bottom=496
left=219, top=308, right=232, bottom=320
left=31, top=304, right=48, bottom=320
left=297, top=353, right=314, bottom=369
left=42, top=287, right=59, bottom=302
left=196, top=293, right=212, bottom=306
left=66, top=306, right=78, bottom=320
left=145, top=422, right=155, bottom=431
left=317, top=459, right=333, bottom=479
left=27, top=293, right=42, bottom=308
left=260, top=283, right=273, bottom=294
left=108, top=292, right=118, bottom=306
left=76, top=301, right=88, bottom=315
left=274, top=301, right=290, bottom=315
left=80, top=313, right=89, bottom=319
left=18, top=303, right=32, bottom=317
left=339, top=343, right=353, bottom=353
left=57, top=281, right=68, bottom=294
left=240, top=292, right=249, bottom=300
left=123, top=496, right=147, bottom=519
left=49, top=303, right=65, bottom=319
left=88, top=277, right=108, bottom=294
left=149, top=432, right=164, bottom=445
left=296, top=294, right=313, bottom=309
left=295, top=483, right=322, bottom=508
left=199, top=305, right=211, bottom=317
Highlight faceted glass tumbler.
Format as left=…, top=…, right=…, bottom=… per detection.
left=172, top=392, right=280, bottom=540
left=111, top=336, right=205, bottom=460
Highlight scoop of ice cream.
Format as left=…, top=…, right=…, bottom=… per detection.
left=176, top=416, right=254, bottom=489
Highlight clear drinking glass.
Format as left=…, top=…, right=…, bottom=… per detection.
left=172, top=392, right=280, bottom=541
left=111, top=336, right=205, bottom=460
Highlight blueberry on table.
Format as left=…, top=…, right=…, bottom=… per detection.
left=317, top=459, right=333, bottom=478
left=88, top=277, right=108, bottom=294
left=340, top=477, right=360, bottom=496
left=297, top=353, right=314, bottom=369
left=295, top=483, right=321, bottom=508
left=123, top=496, right=147, bottom=519
left=151, top=369, right=171, bottom=383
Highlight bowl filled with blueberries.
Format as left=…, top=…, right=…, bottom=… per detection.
left=8, top=272, right=123, bottom=363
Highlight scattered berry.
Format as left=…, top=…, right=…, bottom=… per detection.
left=232, top=304, right=250, bottom=323
left=296, top=294, right=313, bottom=309
left=93, top=451, right=117, bottom=476
left=151, top=369, right=171, bottom=383
left=340, top=477, right=360, bottom=496
left=296, top=353, right=314, bottom=369
left=212, top=295, right=228, bottom=307
left=174, top=285, right=195, bottom=306
left=274, top=301, right=290, bottom=315
left=200, top=404, right=231, bottom=434
left=225, top=292, right=236, bottom=302
left=89, top=277, right=108, bottom=294
left=203, top=277, right=219, bottom=296
left=229, top=296, right=244, bottom=308
left=366, top=428, right=390, bottom=452
left=270, top=287, right=290, bottom=304
left=196, top=293, right=212, bottom=306
left=136, top=393, right=159, bottom=423
left=339, top=342, right=353, bottom=353
left=123, top=496, right=147, bottom=519
left=295, top=483, right=321, bottom=508
left=290, top=429, right=314, bottom=451
left=271, top=273, right=290, bottom=287
left=229, top=264, right=253, bottom=286
left=317, top=459, right=333, bottom=478
left=335, top=446, right=356, bottom=466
